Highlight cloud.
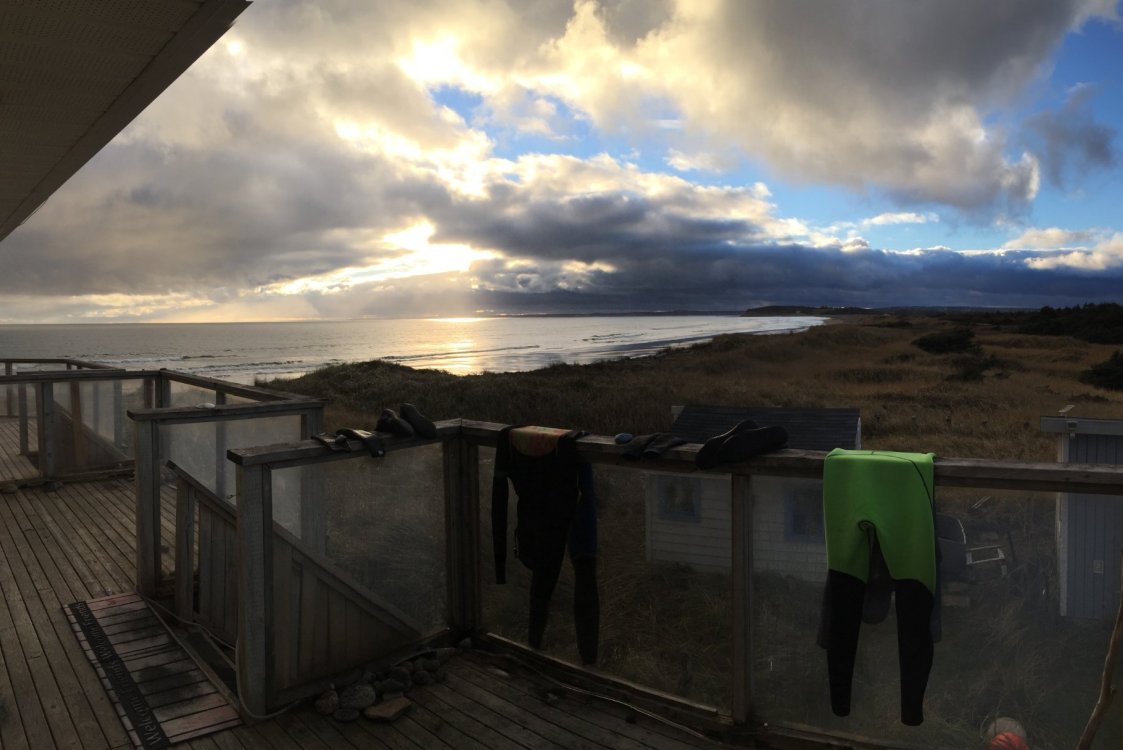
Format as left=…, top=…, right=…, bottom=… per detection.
left=865, top=212, right=940, bottom=228
left=498, top=0, right=1108, bottom=210
left=3, top=0, right=1122, bottom=324
left=1023, top=233, right=1123, bottom=270
left=1023, top=83, right=1117, bottom=187
left=1004, top=226, right=1096, bottom=249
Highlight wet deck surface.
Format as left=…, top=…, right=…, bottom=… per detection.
left=0, top=416, right=733, bottom=749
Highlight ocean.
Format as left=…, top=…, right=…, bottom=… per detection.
left=0, top=315, right=824, bottom=383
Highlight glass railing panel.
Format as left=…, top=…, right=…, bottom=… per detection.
left=481, top=450, right=733, bottom=711
left=750, top=483, right=1116, bottom=749
left=167, top=380, right=218, bottom=408
left=269, top=442, right=449, bottom=637
left=220, top=414, right=304, bottom=505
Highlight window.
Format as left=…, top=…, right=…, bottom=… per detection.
left=656, top=476, right=702, bottom=522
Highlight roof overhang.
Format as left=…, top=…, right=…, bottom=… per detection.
left=0, top=0, right=251, bottom=244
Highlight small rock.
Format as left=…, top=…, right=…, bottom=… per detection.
left=377, top=678, right=406, bottom=695
left=542, top=691, right=560, bottom=707
left=420, top=658, right=441, bottom=673
left=364, top=696, right=412, bottom=722
left=339, top=683, right=377, bottom=711
left=314, top=689, right=339, bottom=716
left=412, top=670, right=433, bottom=686
left=434, top=647, right=457, bottom=663
left=457, top=637, right=472, bottom=650
left=333, top=708, right=360, bottom=722
left=388, top=666, right=411, bottom=684
left=400, top=660, right=415, bottom=673
left=488, top=667, right=509, bottom=678
left=434, top=668, right=448, bottom=683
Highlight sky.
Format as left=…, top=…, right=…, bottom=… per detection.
left=4, top=0, right=1123, bottom=323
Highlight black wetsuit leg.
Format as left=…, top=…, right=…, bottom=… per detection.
left=823, top=571, right=934, bottom=725
left=894, top=579, right=934, bottom=726
left=824, top=570, right=865, bottom=718
left=527, top=523, right=569, bottom=649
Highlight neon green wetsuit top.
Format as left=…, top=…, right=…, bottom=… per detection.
left=823, top=448, right=936, bottom=593
left=821, top=448, right=937, bottom=725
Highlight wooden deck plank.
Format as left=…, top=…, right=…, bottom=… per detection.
left=456, top=654, right=721, bottom=750
left=2, top=494, right=133, bottom=750
left=10, top=488, right=120, bottom=598
left=0, top=497, right=112, bottom=749
left=0, top=496, right=111, bottom=750
left=442, top=670, right=608, bottom=750
left=453, top=661, right=654, bottom=750
left=409, top=683, right=546, bottom=750
left=418, top=680, right=563, bottom=749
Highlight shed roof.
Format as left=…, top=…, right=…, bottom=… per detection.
left=671, top=405, right=861, bottom=451
left=0, top=0, right=250, bottom=244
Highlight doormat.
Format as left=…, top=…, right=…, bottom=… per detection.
left=66, top=592, right=241, bottom=749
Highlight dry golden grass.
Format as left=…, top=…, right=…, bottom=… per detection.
left=277, top=315, right=1123, bottom=462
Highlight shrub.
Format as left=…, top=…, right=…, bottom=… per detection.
left=913, top=328, right=980, bottom=354
left=1079, top=351, right=1123, bottom=391
left=947, top=354, right=1002, bottom=382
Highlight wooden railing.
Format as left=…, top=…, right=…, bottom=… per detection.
left=127, top=375, right=325, bottom=597
left=219, top=419, right=1123, bottom=738
left=1, top=361, right=326, bottom=600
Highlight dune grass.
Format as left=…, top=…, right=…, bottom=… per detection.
left=277, top=314, right=1123, bottom=460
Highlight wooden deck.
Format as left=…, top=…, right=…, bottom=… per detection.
left=0, top=417, right=738, bottom=750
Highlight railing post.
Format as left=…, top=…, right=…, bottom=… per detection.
left=38, top=382, right=57, bottom=479
left=4, top=361, right=12, bottom=416
left=113, top=381, right=125, bottom=451
left=175, top=477, right=197, bottom=621
left=237, top=462, right=275, bottom=716
left=156, top=374, right=171, bottom=408
left=301, top=407, right=323, bottom=439
left=214, top=391, right=228, bottom=501
left=17, top=384, right=29, bottom=455
left=444, top=436, right=481, bottom=635
left=731, top=472, right=754, bottom=724
left=70, top=380, right=86, bottom=468
left=134, top=418, right=162, bottom=597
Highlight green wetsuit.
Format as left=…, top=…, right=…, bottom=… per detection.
left=820, top=448, right=936, bottom=726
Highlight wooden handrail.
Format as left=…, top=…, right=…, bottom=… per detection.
left=230, top=418, right=1123, bottom=497
left=0, top=357, right=119, bottom=370
left=128, top=399, right=326, bottom=424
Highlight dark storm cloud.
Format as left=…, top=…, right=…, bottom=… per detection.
left=434, top=189, right=755, bottom=264
left=1024, top=84, right=1117, bottom=187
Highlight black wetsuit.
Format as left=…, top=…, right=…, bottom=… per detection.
left=491, top=426, right=599, bottom=664
left=817, top=449, right=937, bottom=726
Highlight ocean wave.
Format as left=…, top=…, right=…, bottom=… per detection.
left=385, top=344, right=540, bottom=363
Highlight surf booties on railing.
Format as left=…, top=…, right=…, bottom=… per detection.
left=313, top=403, right=438, bottom=457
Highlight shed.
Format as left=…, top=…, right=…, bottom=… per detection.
left=1041, top=415, right=1123, bottom=619
left=644, top=406, right=861, bottom=577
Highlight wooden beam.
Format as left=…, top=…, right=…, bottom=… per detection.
left=175, top=477, right=197, bottom=622
left=127, top=399, right=327, bottom=425
left=444, top=438, right=481, bottom=635
left=133, top=417, right=162, bottom=597
left=38, top=382, right=56, bottom=479
left=236, top=462, right=275, bottom=715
